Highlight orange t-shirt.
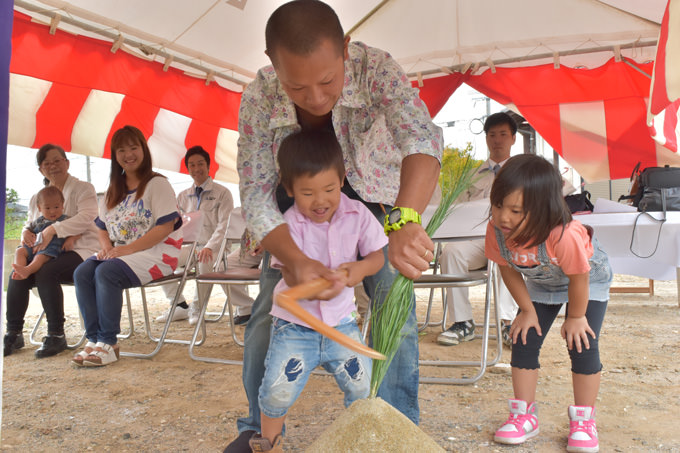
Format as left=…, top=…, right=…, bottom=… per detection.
left=485, top=219, right=593, bottom=275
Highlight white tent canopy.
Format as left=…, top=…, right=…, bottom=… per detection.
left=14, top=0, right=665, bottom=91
left=9, top=0, right=677, bottom=183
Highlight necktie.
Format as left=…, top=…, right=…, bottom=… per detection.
left=492, top=164, right=501, bottom=176
left=195, top=186, right=203, bottom=209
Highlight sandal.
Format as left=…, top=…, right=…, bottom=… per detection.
left=82, top=342, right=120, bottom=367
left=72, top=341, right=97, bottom=366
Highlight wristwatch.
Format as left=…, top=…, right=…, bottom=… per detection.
left=384, top=207, right=422, bottom=235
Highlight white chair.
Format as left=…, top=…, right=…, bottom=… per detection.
left=188, top=210, right=261, bottom=365
left=120, top=213, right=204, bottom=359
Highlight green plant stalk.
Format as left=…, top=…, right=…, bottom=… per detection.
left=369, top=157, right=481, bottom=397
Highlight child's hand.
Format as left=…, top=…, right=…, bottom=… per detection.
left=21, top=229, right=37, bottom=248
left=281, top=257, right=345, bottom=301
left=337, top=262, right=364, bottom=288
left=35, top=226, right=56, bottom=252
left=561, top=316, right=595, bottom=353
left=509, top=310, right=542, bottom=345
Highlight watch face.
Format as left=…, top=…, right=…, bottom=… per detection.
left=388, top=208, right=402, bottom=224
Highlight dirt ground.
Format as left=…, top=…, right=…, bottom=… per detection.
left=2, top=274, right=679, bottom=452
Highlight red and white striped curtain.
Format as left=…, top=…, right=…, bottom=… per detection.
left=9, top=11, right=242, bottom=183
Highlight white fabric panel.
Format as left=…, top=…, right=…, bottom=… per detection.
left=71, top=89, right=125, bottom=158
left=559, top=101, right=610, bottom=183
left=7, top=74, right=51, bottom=147
left=214, top=127, right=239, bottom=184
left=147, top=108, right=192, bottom=172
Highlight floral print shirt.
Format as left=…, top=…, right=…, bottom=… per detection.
left=95, top=176, right=183, bottom=284
left=237, top=41, right=444, bottom=241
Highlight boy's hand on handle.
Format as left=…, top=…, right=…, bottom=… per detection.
left=510, top=310, right=542, bottom=345
left=561, top=316, right=595, bottom=353
left=337, top=262, right=364, bottom=288
left=387, top=223, right=434, bottom=280
left=280, top=256, right=345, bottom=301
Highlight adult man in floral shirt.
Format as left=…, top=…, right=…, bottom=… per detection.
left=226, top=1, right=443, bottom=451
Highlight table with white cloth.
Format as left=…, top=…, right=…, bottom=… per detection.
left=574, top=211, right=680, bottom=304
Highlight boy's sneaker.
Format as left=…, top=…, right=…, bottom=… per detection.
left=567, top=405, right=599, bottom=452
left=437, top=320, right=475, bottom=346
left=249, top=433, right=283, bottom=453
left=494, top=399, right=539, bottom=445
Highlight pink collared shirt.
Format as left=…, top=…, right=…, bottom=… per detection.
left=271, top=193, right=388, bottom=328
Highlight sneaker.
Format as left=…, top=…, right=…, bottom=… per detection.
left=35, top=334, right=67, bottom=358
left=567, top=405, right=599, bottom=452
left=188, top=302, right=201, bottom=326
left=502, top=323, right=512, bottom=347
left=437, top=320, right=475, bottom=346
left=155, top=305, right=189, bottom=323
left=494, top=399, right=539, bottom=445
left=3, top=331, right=25, bottom=356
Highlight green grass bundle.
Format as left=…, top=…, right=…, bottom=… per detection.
left=369, top=157, right=480, bottom=396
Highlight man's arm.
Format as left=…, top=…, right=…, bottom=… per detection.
left=388, top=154, right=440, bottom=280
left=371, top=48, right=443, bottom=279
left=238, top=72, right=343, bottom=297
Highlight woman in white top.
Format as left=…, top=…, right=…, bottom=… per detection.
left=4, top=144, right=99, bottom=359
left=72, top=125, right=182, bottom=367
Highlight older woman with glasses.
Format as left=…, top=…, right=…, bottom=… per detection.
left=4, top=144, right=99, bottom=359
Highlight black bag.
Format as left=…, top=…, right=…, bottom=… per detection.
left=636, top=166, right=680, bottom=214
left=624, top=165, right=680, bottom=258
left=619, top=164, right=680, bottom=214
left=565, top=191, right=594, bottom=213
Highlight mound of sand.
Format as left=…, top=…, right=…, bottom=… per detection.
left=306, top=397, right=445, bottom=452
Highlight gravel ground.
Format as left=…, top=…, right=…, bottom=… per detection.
left=2, top=275, right=680, bottom=452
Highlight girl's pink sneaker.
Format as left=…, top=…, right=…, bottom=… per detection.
left=567, top=405, right=599, bottom=452
left=494, top=399, right=539, bottom=445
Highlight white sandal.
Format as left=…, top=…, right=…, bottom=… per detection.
left=71, top=341, right=97, bottom=366
left=82, top=342, right=120, bottom=367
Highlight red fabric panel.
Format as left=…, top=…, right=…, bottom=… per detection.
left=650, top=0, right=671, bottom=114
left=33, top=83, right=90, bottom=149
left=468, top=60, right=657, bottom=180
left=105, top=97, right=160, bottom=160
left=412, top=73, right=467, bottom=118
left=605, top=97, right=658, bottom=173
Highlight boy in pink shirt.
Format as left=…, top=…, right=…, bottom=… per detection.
left=250, top=129, right=387, bottom=452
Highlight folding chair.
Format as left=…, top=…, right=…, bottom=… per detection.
left=415, top=243, right=503, bottom=385
left=120, top=214, right=204, bottom=359
left=188, top=211, right=261, bottom=364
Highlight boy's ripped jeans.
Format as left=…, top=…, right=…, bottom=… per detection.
left=258, top=317, right=371, bottom=418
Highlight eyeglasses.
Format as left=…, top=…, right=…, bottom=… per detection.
left=40, top=158, right=67, bottom=168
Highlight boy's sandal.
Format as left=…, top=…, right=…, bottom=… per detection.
left=82, top=342, right=120, bottom=367
left=71, top=341, right=97, bottom=366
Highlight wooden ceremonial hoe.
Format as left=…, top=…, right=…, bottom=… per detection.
left=274, top=274, right=386, bottom=361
